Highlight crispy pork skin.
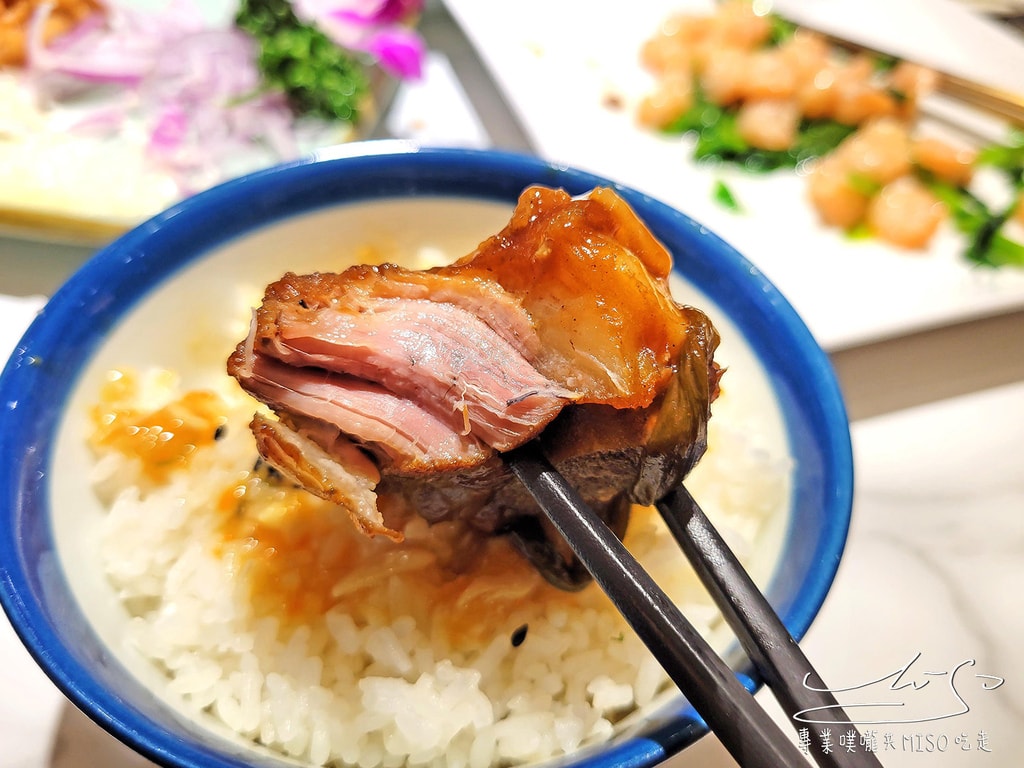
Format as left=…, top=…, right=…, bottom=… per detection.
left=229, top=185, right=721, bottom=589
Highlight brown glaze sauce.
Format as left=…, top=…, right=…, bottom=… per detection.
left=216, top=470, right=583, bottom=647
left=90, top=370, right=227, bottom=483
left=90, top=370, right=584, bottom=648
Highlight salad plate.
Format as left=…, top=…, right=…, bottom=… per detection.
left=441, top=0, right=1024, bottom=350
left=0, top=0, right=411, bottom=245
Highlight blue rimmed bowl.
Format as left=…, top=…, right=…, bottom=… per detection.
left=0, top=142, right=852, bottom=768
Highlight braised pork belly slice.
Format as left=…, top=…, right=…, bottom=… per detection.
left=229, top=185, right=721, bottom=590
left=232, top=352, right=490, bottom=471
left=251, top=275, right=575, bottom=451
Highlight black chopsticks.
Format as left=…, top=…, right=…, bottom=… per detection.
left=658, top=486, right=883, bottom=768
left=505, top=444, right=882, bottom=768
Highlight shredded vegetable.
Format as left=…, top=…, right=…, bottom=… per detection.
left=21, top=1, right=326, bottom=194
left=13, top=0, right=424, bottom=199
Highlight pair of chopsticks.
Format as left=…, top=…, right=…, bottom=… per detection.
left=505, top=444, right=882, bottom=768
left=793, top=20, right=1024, bottom=128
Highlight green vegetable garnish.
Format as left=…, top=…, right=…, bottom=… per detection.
left=872, top=54, right=900, bottom=73
left=236, top=0, right=370, bottom=124
left=976, top=129, right=1024, bottom=184
left=767, top=15, right=798, bottom=46
left=925, top=142, right=1024, bottom=269
left=845, top=222, right=874, bottom=241
left=789, top=120, right=857, bottom=164
left=713, top=180, right=743, bottom=212
left=665, top=87, right=855, bottom=172
left=846, top=172, right=882, bottom=198
left=886, top=87, right=910, bottom=105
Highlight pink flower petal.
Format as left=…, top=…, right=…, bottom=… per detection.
left=365, top=26, right=424, bottom=80
left=372, top=0, right=423, bottom=25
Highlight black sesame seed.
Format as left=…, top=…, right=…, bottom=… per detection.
left=253, top=457, right=282, bottom=480
left=511, top=624, right=528, bottom=647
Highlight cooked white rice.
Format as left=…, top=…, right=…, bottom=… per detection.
left=89, top=365, right=791, bottom=768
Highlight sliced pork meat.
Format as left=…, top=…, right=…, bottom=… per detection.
left=229, top=185, right=722, bottom=590
left=234, top=352, right=490, bottom=470
left=247, top=273, right=575, bottom=452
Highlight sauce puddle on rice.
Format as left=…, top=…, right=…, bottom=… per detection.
left=214, top=465, right=581, bottom=647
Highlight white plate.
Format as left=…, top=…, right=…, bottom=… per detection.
left=0, top=0, right=341, bottom=244
left=442, top=0, right=1024, bottom=350
left=0, top=0, right=491, bottom=246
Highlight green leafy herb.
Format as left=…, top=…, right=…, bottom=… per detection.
left=664, top=89, right=722, bottom=136
left=846, top=172, right=882, bottom=197
left=926, top=168, right=1024, bottom=268
left=713, top=179, right=743, bottom=212
left=845, top=221, right=874, bottom=241
left=976, top=129, right=1024, bottom=185
left=236, top=0, right=370, bottom=124
left=767, top=15, right=798, bottom=46
left=871, top=53, right=900, bottom=73
left=665, top=87, right=855, bottom=172
left=789, top=120, right=857, bottom=163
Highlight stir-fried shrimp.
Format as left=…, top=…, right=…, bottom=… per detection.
left=639, top=5, right=927, bottom=132
left=866, top=176, right=946, bottom=249
left=737, top=98, right=800, bottom=151
left=744, top=48, right=800, bottom=101
left=0, top=0, right=103, bottom=66
left=637, top=3, right=988, bottom=254
left=831, top=69, right=900, bottom=126
left=807, top=119, right=966, bottom=249
left=807, top=154, right=872, bottom=229
left=836, top=118, right=912, bottom=186
left=708, top=0, right=773, bottom=50
left=912, top=137, right=977, bottom=186
left=889, top=61, right=940, bottom=112
left=638, top=67, right=694, bottom=129
left=777, top=30, right=830, bottom=82
left=797, top=66, right=841, bottom=120
left=640, top=25, right=697, bottom=75
left=699, top=47, right=749, bottom=106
